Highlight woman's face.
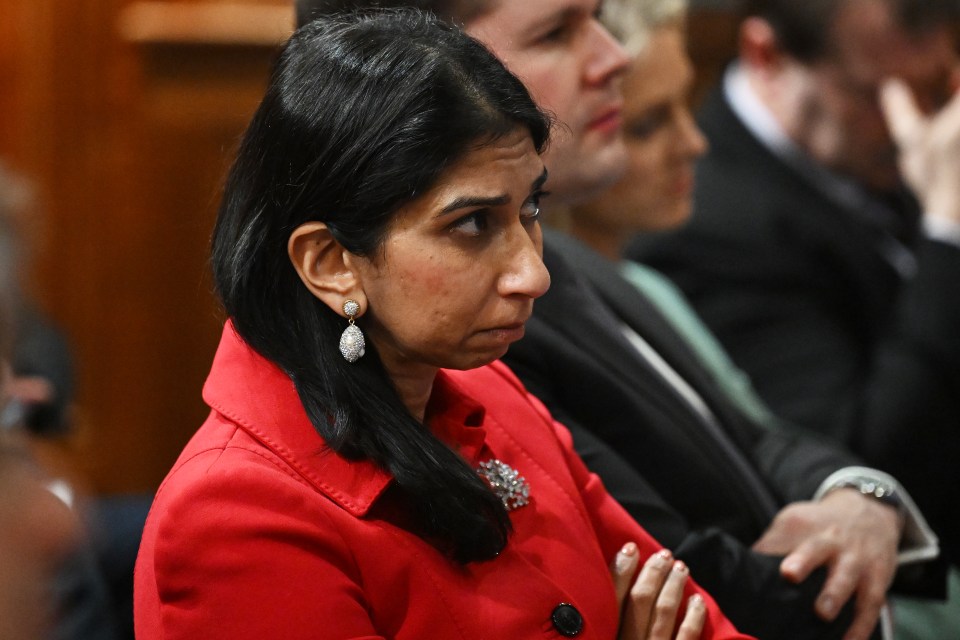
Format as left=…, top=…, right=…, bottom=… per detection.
left=354, top=129, right=551, bottom=378
left=575, top=25, right=707, bottom=233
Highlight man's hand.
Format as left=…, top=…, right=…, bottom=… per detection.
left=752, top=489, right=902, bottom=640
left=880, top=73, right=960, bottom=223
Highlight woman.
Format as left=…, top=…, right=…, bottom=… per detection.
left=134, top=11, right=750, bottom=639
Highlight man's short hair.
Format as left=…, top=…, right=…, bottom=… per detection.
left=295, top=0, right=493, bottom=28
left=744, top=0, right=958, bottom=62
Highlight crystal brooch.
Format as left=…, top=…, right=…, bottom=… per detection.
left=477, top=459, right=530, bottom=511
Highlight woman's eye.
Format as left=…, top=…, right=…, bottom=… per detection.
left=450, top=211, right=489, bottom=236
left=521, top=190, right=549, bottom=223
left=627, top=117, right=662, bottom=140
left=627, top=108, right=669, bottom=140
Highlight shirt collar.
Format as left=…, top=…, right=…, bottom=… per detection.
left=724, top=63, right=918, bottom=277
left=725, top=62, right=879, bottom=214
left=202, top=322, right=488, bottom=517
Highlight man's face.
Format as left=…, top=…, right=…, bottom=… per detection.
left=467, top=0, right=630, bottom=206
left=775, top=0, right=957, bottom=191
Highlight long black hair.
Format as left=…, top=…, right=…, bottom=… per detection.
left=211, top=9, right=550, bottom=563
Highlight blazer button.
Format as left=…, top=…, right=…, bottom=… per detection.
left=551, top=603, right=583, bottom=637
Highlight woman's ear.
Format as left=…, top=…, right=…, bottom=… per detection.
left=288, top=222, right=367, bottom=317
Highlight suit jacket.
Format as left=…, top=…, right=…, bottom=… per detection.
left=503, top=230, right=870, bottom=639
left=134, top=322, right=749, bottom=640
left=628, top=86, right=960, bottom=564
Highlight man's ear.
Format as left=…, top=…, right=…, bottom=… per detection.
left=288, top=222, right=367, bottom=317
left=739, top=16, right=784, bottom=74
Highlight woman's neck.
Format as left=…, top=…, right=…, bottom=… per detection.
left=384, top=361, right=438, bottom=423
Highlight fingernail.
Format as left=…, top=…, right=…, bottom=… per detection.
left=653, top=549, right=672, bottom=567
left=673, top=560, right=688, bottom=574
left=615, top=545, right=636, bottom=575
left=818, top=596, right=837, bottom=618
left=781, top=559, right=801, bottom=574
left=688, top=594, right=704, bottom=609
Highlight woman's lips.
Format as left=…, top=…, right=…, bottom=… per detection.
left=482, top=322, right=527, bottom=344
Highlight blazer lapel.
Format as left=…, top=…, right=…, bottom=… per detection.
left=539, top=239, right=657, bottom=388
left=546, top=230, right=732, bottom=406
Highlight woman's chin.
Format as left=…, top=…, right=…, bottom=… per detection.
left=444, top=347, right=510, bottom=372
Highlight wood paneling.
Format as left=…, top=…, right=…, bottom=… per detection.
left=1, top=0, right=291, bottom=493
left=687, top=9, right=740, bottom=107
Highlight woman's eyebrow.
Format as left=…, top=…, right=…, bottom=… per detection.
left=437, top=167, right=548, bottom=216
left=532, top=167, right=548, bottom=191
left=439, top=193, right=510, bottom=216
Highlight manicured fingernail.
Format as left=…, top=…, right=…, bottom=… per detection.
left=651, top=549, right=673, bottom=569
left=616, top=544, right=637, bottom=575
left=653, top=549, right=672, bottom=567
left=688, top=594, right=704, bottom=608
left=673, top=560, right=688, bottom=573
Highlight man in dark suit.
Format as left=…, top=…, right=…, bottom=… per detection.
left=628, top=0, right=960, bottom=569
left=296, top=1, right=938, bottom=638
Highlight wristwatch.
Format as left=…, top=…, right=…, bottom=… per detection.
left=830, top=475, right=904, bottom=513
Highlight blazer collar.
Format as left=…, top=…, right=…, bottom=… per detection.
left=202, top=322, right=488, bottom=517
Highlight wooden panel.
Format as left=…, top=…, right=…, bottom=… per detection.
left=119, top=1, right=292, bottom=45
left=0, top=0, right=292, bottom=493
left=687, top=8, right=740, bottom=107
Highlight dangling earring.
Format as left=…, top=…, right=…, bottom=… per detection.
left=339, top=299, right=365, bottom=363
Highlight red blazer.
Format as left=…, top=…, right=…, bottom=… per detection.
left=134, top=323, right=751, bottom=639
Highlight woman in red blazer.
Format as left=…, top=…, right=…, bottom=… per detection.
left=134, top=10, right=752, bottom=640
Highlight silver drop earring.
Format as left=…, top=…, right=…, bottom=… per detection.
left=339, top=299, right=365, bottom=363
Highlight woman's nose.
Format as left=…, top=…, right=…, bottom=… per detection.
left=501, top=232, right=551, bottom=300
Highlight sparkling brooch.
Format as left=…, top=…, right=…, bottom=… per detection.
left=477, top=459, right=530, bottom=511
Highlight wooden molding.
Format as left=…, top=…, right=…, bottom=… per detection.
left=118, top=1, right=294, bottom=46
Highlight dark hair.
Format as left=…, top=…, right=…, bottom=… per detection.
left=745, top=0, right=958, bottom=62
left=211, top=9, right=549, bottom=563
left=295, top=0, right=493, bottom=28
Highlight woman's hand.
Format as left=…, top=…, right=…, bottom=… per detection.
left=610, top=543, right=705, bottom=640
